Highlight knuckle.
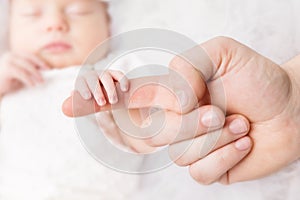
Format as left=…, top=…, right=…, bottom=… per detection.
left=210, top=36, right=238, bottom=51
left=212, top=36, right=235, bottom=44
left=215, top=150, right=229, bottom=172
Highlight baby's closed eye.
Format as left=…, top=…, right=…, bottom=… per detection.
left=65, top=2, right=96, bottom=16
left=18, top=6, right=42, bottom=17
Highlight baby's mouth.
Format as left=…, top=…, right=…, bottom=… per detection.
left=42, top=41, right=72, bottom=54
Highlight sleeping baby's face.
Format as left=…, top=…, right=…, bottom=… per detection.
left=9, top=0, right=109, bottom=69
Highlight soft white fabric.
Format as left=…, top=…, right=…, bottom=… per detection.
left=0, top=66, right=140, bottom=200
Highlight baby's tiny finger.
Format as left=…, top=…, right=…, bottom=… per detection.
left=10, top=66, right=35, bottom=87
left=12, top=57, right=43, bottom=83
left=99, top=71, right=118, bottom=104
left=85, top=73, right=106, bottom=106
left=20, top=53, right=51, bottom=70
left=110, top=70, right=129, bottom=92
left=75, top=77, right=92, bottom=100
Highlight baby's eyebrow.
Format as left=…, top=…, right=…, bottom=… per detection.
left=17, top=5, right=41, bottom=14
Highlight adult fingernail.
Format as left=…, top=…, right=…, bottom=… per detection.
left=201, top=110, right=222, bottom=127
left=229, top=119, right=248, bottom=134
left=235, top=137, right=251, bottom=151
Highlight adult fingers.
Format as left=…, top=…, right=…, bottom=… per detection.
left=96, top=110, right=156, bottom=153
left=144, top=105, right=226, bottom=147
left=168, top=114, right=250, bottom=166
left=188, top=136, right=252, bottom=185
left=109, top=70, right=129, bottom=92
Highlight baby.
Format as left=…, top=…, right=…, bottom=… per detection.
left=0, top=0, right=139, bottom=199
left=0, top=0, right=129, bottom=102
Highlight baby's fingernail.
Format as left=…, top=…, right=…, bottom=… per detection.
left=201, top=110, right=223, bottom=127
left=109, top=95, right=118, bottom=104
left=98, top=98, right=106, bottom=106
left=235, top=137, right=251, bottom=151
left=121, top=84, right=128, bottom=92
left=229, top=119, right=248, bottom=134
left=83, top=92, right=91, bottom=100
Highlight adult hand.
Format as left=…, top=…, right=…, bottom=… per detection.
left=165, top=37, right=300, bottom=184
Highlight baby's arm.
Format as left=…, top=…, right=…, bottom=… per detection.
left=0, top=52, right=50, bottom=98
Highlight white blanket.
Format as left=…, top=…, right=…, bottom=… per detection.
left=0, top=66, right=139, bottom=200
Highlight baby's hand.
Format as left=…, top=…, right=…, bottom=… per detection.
left=0, top=52, right=50, bottom=97
left=76, top=70, right=129, bottom=106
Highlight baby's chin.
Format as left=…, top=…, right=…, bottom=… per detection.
left=41, top=54, right=84, bottom=69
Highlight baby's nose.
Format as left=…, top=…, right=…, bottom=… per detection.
left=45, top=11, right=68, bottom=33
